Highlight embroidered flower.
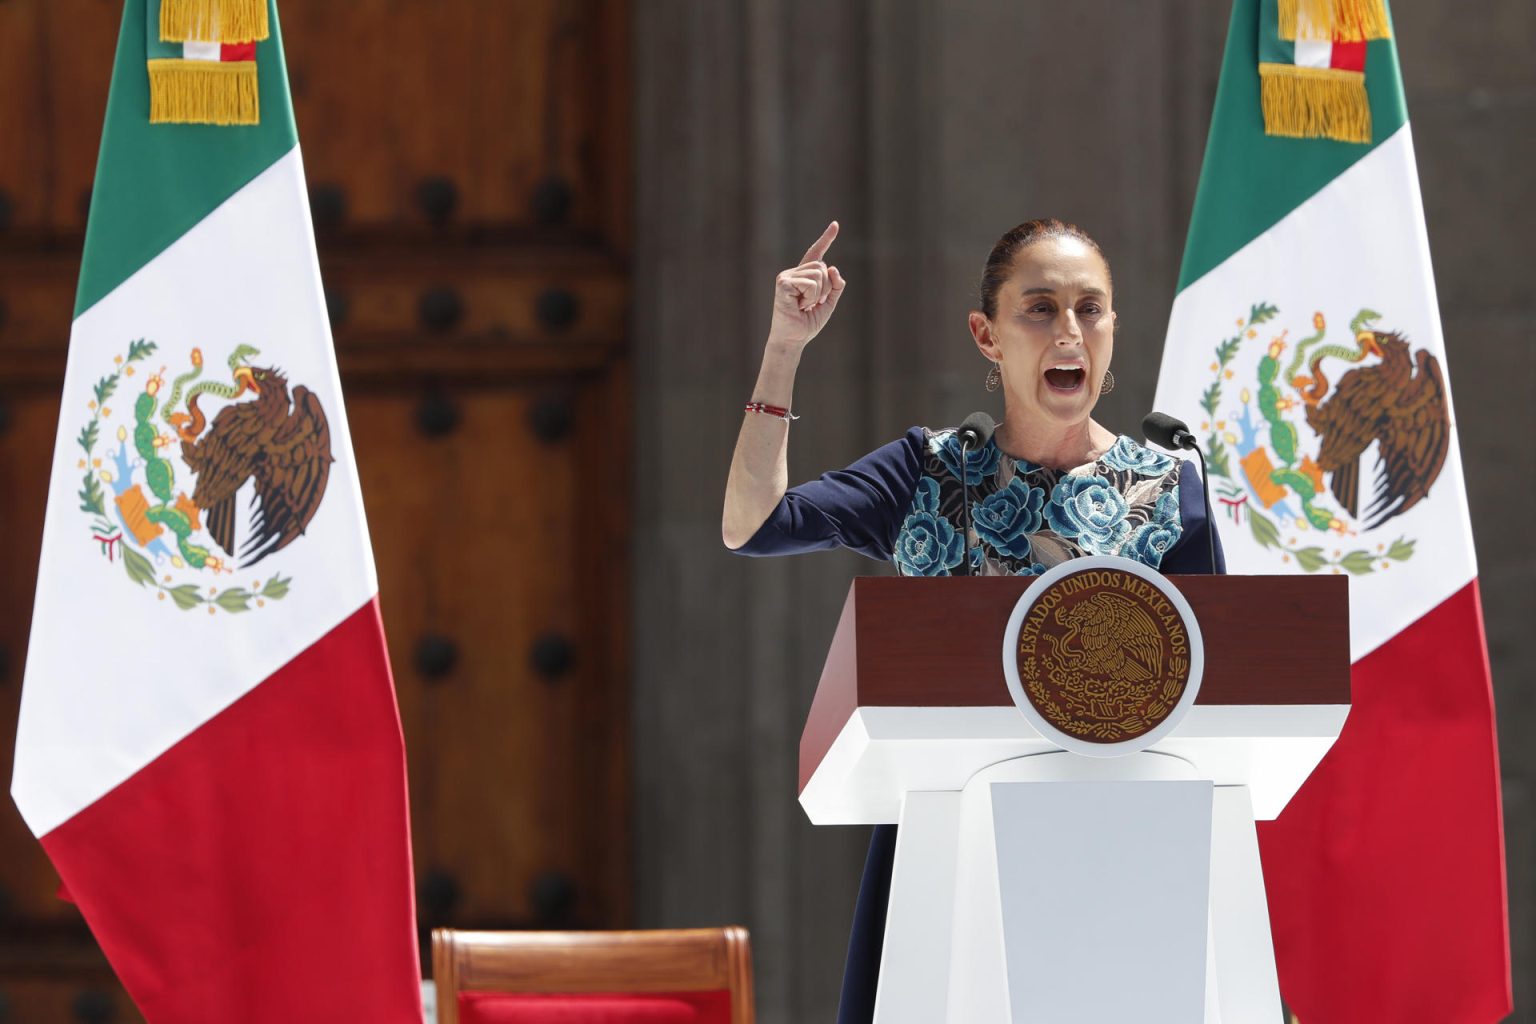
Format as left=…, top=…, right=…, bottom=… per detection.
left=894, top=477, right=965, bottom=576
left=1013, top=561, right=1049, bottom=577
left=1044, top=474, right=1131, bottom=551
left=1122, top=520, right=1183, bottom=567
left=930, top=430, right=1001, bottom=486
left=912, top=473, right=941, bottom=514
left=972, top=477, right=1046, bottom=559
left=1153, top=490, right=1181, bottom=526
left=1101, top=435, right=1175, bottom=476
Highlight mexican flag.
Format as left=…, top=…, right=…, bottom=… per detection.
left=1154, top=0, right=1509, bottom=1020
left=11, top=2, right=424, bottom=1021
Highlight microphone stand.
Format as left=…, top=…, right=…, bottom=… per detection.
left=1191, top=446, right=1217, bottom=574
left=1142, top=412, right=1219, bottom=576
left=961, top=438, right=975, bottom=577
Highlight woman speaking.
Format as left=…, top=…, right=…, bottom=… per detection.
left=721, top=217, right=1224, bottom=1022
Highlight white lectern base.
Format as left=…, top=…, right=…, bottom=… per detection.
left=872, top=752, right=1281, bottom=1024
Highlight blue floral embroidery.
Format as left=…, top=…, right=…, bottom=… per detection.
left=1122, top=521, right=1183, bottom=567
left=930, top=431, right=1001, bottom=486
left=1101, top=436, right=1175, bottom=476
left=912, top=473, right=941, bottom=513
left=894, top=477, right=965, bottom=576
left=1044, top=474, right=1131, bottom=551
left=892, top=427, right=1188, bottom=577
left=972, top=477, right=1046, bottom=559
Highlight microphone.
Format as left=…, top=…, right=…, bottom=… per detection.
left=957, top=411, right=996, bottom=453
left=1141, top=411, right=1198, bottom=451
left=956, top=412, right=996, bottom=577
left=1142, top=411, right=1218, bottom=574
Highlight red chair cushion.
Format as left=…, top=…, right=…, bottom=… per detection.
left=459, top=990, right=733, bottom=1024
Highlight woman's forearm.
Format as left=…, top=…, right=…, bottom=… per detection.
left=723, top=220, right=845, bottom=548
left=722, top=338, right=802, bottom=548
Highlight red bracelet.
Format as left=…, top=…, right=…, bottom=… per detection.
left=745, top=401, right=800, bottom=422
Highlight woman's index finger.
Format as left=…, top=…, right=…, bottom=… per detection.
left=800, top=220, right=839, bottom=264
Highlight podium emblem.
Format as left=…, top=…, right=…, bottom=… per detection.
left=1002, top=556, right=1204, bottom=757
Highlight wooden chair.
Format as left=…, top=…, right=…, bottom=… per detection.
left=432, top=927, right=755, bottom=1024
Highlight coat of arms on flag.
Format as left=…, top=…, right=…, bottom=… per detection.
left=75, top=336, right=332, bottom=610
left=1195, top=302, right=1448, bottom=576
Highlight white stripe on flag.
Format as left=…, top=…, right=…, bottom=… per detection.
left=183, top=40, right=221, bottom=61
left=1293, top=39, right=1333, bottom=68
left=1155, top=125, right=1477, bottom=662
left=13, top=147, right=379, bottom=837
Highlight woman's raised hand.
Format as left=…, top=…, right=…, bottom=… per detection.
left=769, top=221, right=847, bottom=348
left=726, top=226, right=842, bottom=546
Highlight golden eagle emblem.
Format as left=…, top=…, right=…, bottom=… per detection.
left=1016, top=569, right=1193, bottom=744
left=1046, top=593, right=1165, bottom=684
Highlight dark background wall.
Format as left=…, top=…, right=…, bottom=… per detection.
left=631, top=2, right=1535, bottom=1022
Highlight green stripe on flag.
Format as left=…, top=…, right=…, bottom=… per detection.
left=145, top=0, right=181, bottom=61
left=145, top=35, right=182, bottom=61
left=75, top=0, right=296, bottom=318
left=1259, top=0, right=1296, bottom=66
left=1176, top=0, right=1407, bottom=292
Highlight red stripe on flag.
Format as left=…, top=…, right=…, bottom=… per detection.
left=40, top=600, right=424, bottom=1024
left=1258, top=580, right=1510, bottom=1023
left=221, top=42, right=257, bottom=62
left=1329, top=40, right=1366, bottom=71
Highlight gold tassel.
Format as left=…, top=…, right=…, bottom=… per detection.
left=1277, top=0, right=1305, bottom=39
left=159, top=0, right=269, bottom=44
left=1278, top=0, right=1391, bottom=42
left=1258, top=63, right=1372, bottom=144
left=148, top=59, right=260, bottom=126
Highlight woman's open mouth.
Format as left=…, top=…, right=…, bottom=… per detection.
left=1043, top=366, right=1086, bottom=392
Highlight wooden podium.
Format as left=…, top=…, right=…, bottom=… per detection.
left=799, top=571, right=1350, bottom=1024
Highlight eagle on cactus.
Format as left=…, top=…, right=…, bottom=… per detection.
left=1304, top=323, right=1450, bottom=530
left=180, top=363, right=334, bottom=568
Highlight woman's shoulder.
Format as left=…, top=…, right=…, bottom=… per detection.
left=908, top=424, right=952, bottom=450
left=859, top=425, right=951, bottom=476
left=850, top=426, right=931, bottom=474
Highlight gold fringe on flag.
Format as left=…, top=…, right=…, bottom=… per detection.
left=1278, top=0, right=1391, bottom=42
left=1259, top=63, right=1372, bottom=144
left=148, top=59, right=260, bottom=126
left=159, top=0, right=269, bottom=44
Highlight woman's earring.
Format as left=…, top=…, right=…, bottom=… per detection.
left=985, top=362, right=1002, bottom=392
left=1101, top=369, right=1116, bottom=395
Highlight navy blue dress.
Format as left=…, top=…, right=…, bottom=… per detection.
left=731, top=426, right=1225, bottom=1024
